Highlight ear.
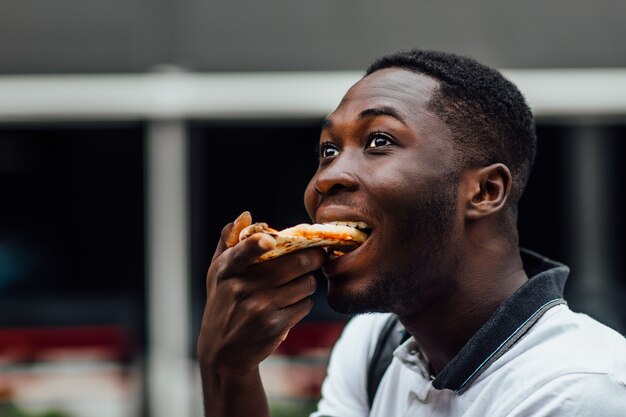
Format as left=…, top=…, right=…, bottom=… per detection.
left=464, top=163, right=512, bottom=220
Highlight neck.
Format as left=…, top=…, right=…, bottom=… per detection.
left=398, top=234, right=527, bottom=375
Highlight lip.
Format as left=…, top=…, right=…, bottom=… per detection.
left=315, top=205, right=374, bottom=227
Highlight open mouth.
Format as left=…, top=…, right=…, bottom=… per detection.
left=323, top=220, right=373, bottom=260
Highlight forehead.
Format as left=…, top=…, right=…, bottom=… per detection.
left=328, top=67, right=440, bottom=124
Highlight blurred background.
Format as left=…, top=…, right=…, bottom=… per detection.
left=1, top=1, right=625, bottom=416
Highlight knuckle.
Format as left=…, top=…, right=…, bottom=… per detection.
left=304, top=274, right=317, bottom=295
left=296, top=253, right=312, bottom=271
left=213, top=261, right=224, bottom=278
left=295, top=253, right=307, bottom=270
left=214, top=261, right=229, bottom=281
left=267, top=314, right=288, bottom=338
left=225, top=279, right=248, bottom=302
left=243, top=297, right=271, bottom=318
left=240, top=299, right=257, bottom=317
left=265, top=313, right=281, bottom=332
left=229, top=249, right=244, bottom=266
left=295, top=249, right=325, bottom=272
left=299, top=297, right=314, bottom=316
left=298, top=300, right=314, bottom=322
left=257, top=315, right=285, bottom=342
left=286, top=299, right=313, bottom=328
left=303, top=296, right=314, bottom=312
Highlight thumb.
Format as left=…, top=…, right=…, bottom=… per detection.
left=227, top=211, right=252, bottom=248
left=212, top=211, right=252, bottom=261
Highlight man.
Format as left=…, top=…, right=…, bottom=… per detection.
left=197, top=50, right=626, bottom=416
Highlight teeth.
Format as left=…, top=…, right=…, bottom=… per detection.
left=326, top=220, right=370, bottom=229
left=324, top=220, right=372, bottom=234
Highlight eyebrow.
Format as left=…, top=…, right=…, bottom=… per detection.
left=321, top=105, right=406, bottom=129
left=358, top=106, right=406, bottom=123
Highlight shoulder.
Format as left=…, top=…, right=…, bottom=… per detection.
left=470, top=305, right=626, bottom=415
left=503, top=372, right=626, bottom=416
left=515, top=305, right=626, bottom=377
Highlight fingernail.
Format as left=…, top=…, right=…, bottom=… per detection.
left=235, top=211, right=250, bottom=225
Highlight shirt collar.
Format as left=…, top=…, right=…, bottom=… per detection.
left=398, top=249, right=570, bottom=394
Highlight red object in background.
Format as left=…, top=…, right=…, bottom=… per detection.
left=0, top=322, right=343, bottom=361
left=274, top=321, right=346, bottom=356
left=0, top=326, right=135, bottom=362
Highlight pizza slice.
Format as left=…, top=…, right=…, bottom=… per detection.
left=238, top=221, right=371, bottom=262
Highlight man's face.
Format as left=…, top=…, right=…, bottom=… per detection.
left=304, top=68, right=463, bottom=316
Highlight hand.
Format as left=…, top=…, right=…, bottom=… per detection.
left=197, top=211, right=326, bottom=375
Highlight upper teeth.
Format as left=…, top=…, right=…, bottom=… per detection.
left=326, top=220, right=371, bottom=230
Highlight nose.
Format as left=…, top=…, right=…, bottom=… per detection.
left=304, top=152, right=360, bottom=221
left=313, top=157, right=359, bottom=196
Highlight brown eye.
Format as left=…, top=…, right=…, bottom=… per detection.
left=320, top=143, right=340, bottom=158
left=367, top=134, right=393, bottom=148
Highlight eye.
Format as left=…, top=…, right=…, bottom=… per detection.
left=367, top=132, right=393, bottom=148
left=319, top=142, right=340, bottom=159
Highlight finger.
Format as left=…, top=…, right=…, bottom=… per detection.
left=212, top=211, right=252, bottom=262
left=226, top=211, right=252, bottom=248
left=269, top=274, right=317, bottom=309
left=220, top=233, right=277, bottom=276
left=274, top=297, right=315, bottom=338
left=243, top=248, right=326, bottom=287
left=256, top=296, right=314, bottom=350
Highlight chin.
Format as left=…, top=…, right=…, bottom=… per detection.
left=327, top=292, right=387, bottom=315
left=325, top=273, right=396, bottom=315
left=324, top=256, right=456, bottom=317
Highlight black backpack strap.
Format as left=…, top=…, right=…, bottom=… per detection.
left=366, top=314, right=408, bottom=409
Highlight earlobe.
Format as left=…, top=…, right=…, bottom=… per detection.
left=465, top=163, right=512, bottom=220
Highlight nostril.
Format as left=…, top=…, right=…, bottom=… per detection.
left=327, top=183, right=346, bottom=195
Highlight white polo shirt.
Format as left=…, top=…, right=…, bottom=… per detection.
left=312, top=251, right=626, bottom=417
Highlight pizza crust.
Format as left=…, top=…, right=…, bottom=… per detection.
left=239, top=222, right=370, bottom=262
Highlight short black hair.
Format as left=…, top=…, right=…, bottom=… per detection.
left=366, top=49, right=537, bottom=210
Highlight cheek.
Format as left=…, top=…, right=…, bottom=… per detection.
left=367, top=164, right=423, bottom=210
left=373, top=166, right=459, bottom=242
